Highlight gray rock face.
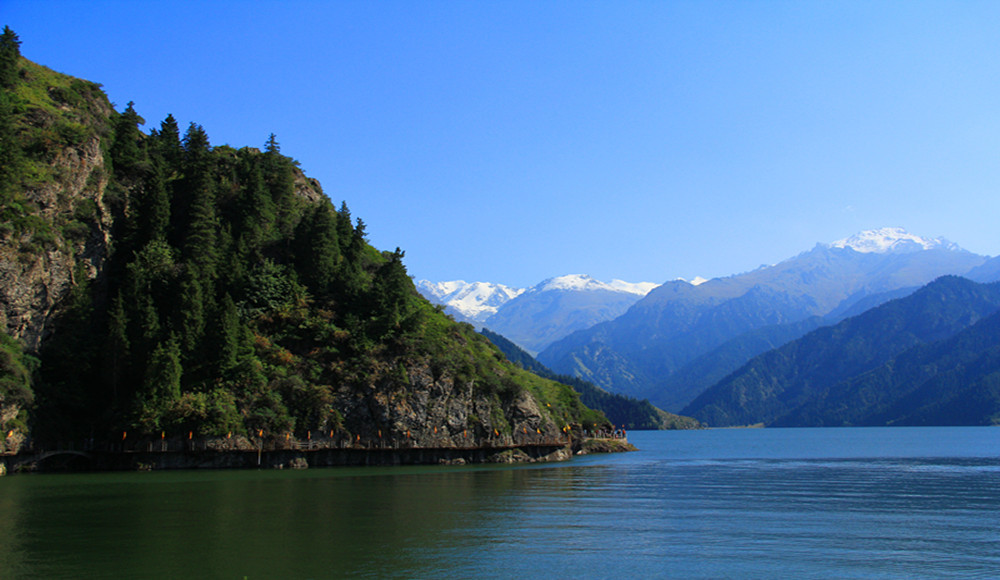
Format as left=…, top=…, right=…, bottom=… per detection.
left=0, top=136, right=112, bottom=352
left=332, top=361, right=565, bottom=449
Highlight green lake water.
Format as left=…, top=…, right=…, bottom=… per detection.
left=3, top=427, right=1000, bottom=578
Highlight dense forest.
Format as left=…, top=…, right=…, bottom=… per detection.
left=0, top=28, right=611, bottom=451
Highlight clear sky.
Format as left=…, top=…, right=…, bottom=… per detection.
left=5, top=1, right=999, bottom=287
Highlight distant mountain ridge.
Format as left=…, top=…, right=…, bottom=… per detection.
left=828, top=226, right=960, bottom=253
left=418, top=274, right=658, bottom=354
left=682, top=276, right=1000, bottom=427
left=538, top=228, right=990, bottom=408
left=415, top=280, right=523, bottom=323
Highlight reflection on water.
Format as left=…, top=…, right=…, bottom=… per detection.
left=2, top=427, right=1000, bottom=579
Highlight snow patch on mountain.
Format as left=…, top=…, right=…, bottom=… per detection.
left=416, top=280, right=524, bottom=322
left=534, top=274, right=657, bottom=295
left=676, top=276, right=709, bottom=286
left=829, top=227, right=960, bottom=254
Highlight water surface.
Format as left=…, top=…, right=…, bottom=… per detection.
left=2, top=427, right=999, bottom=578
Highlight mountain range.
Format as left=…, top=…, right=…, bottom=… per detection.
left=423, top=228, right=995, bottom=424
left=418, top=274, right=658, bottom=354
left=535, top=228, right=990, bottom=411
left=684, top=276, right=1000, bottom=426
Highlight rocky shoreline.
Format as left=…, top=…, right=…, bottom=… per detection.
left=1, top=436, right=634, bottom=474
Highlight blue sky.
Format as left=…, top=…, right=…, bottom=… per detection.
left=5, top=1, right=999, bottom=287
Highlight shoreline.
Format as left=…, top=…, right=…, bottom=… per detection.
left=1, top=436, right=634, bottom=474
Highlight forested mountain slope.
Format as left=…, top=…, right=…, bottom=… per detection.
left=683, top=276, right=1000, bottom=427
left=0, top=30, right=608, bottom=453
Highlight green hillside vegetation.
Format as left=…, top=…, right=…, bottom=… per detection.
left=684, top=276, right=1000, bottom=427
left=777, top=308, right=1000, bottom=426
left=480, top=329, right=700, bottom=430
left=0, top=29, right=608, bottom=445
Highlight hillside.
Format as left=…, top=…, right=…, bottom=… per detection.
left=683, top=276, right=1000, bottom=426
left=0, top=30, right=609, bottom=457
left=480, top=329, right=700, bottom=430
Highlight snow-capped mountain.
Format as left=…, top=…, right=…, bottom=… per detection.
left=828, top=227, right=960, bottom=254
left=483, top=275, right=659, bottom=355
left=416, top=280, right=524, bottom=323
left=538, top=228, right=989, bottom=409
left=532, top=274, right=657, bottom=295
left=417, top=274, right=660, bottom=354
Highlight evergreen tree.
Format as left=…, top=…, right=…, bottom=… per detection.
left=141, top=336, right=183, bottom=428
left=177, top=123, right=219, bottom=277
left=335, top=201, right=354, bottom=253
left=104, top=291, right=130, bottom=409
left=133, top=156, right=171, bottom=246
left=234, top=151, right=275, bottom=257
left=0, top=26, right=21, bottom=89
left=175, top=266, right=207, bottom=355
left=262, top=134, right=295, bottom=233
left=154, top=114, right=183, bottom=173
left=0, top=27, right=22, bottom=198
left=109, top=101, right=146, bottom=181
left=293, top=202, right=340, bottom=296
left=370, top=248, right=417, bottom=338
left=212, top=293, right=246, bottom=376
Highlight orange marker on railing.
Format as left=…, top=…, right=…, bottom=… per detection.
left=122, top=431, right=127, bottom=440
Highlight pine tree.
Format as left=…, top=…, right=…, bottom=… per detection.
left=154, top=114, right=183, bottom=173
left=0, top=27, right=22, bottom=198
left=0, top=26, right=21, bottom=89
left=293, top=202, right=340, bottom=296
left=177, top=123, right=219, bottom=277
left=109, top=101, right=146, bottom=182
left=104, top=291, right=130, bottom=408
left=175, top=266, right=207, bottom=355
left=134, top=156, right=170, bottom=246
left=234, top=151, right=275, bottom=257
left=142, top=336, right=183, bottom=427
left=262, top=134, right=295, bottom=233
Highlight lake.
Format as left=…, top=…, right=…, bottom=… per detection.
left=2, top=427, right=1000, bottom=578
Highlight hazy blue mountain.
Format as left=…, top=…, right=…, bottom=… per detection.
left=539, top=228, right=989, bottom=403
left=966, top=255, right=1000, bottom=283
left=479, top=329, right=699, bottom=430
left=777, top=309, right=1000, bottom=427
left=482, top=275, right=657, bottom=355
left=682, top=276, right=1000, bottom=427
left=645, top=285, right=922, bottom=411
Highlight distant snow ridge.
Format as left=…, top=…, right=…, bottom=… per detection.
left=534, top=274, right=657, bottom=295
left=829, top=227, right=959, bottom=254
left=415, top=280, right=524, bottom=322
